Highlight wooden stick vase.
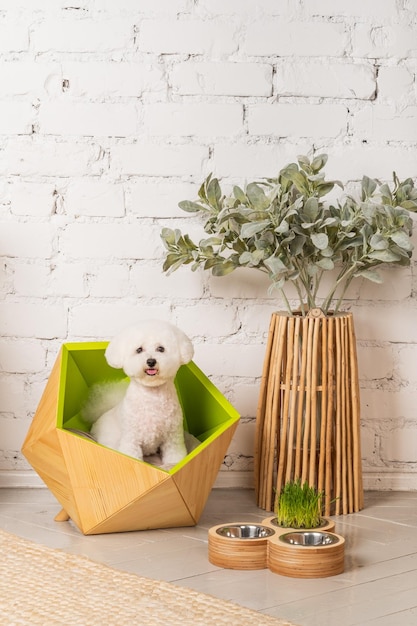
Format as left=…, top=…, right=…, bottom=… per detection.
left=22, top=343, right=240, bottom=535
left=255, top=310, right=363, bottom=516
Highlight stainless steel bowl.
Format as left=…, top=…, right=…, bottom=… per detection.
left=280, top=531, right=339, bottom=546
left=216, top=524, right=275, bottom=539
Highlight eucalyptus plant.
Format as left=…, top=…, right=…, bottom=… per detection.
left=161, top=154, right=417, bottom=315
left=275, top=480, right=324, bottom=529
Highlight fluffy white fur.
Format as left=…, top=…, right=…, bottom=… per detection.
left=81, top=320, right=194, bottom=467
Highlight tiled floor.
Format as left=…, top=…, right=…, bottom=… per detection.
left=0, top=488, right=416, bottom=626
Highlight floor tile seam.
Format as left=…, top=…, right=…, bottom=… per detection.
left=165, top=566, right=225, bottom=584
left=267, top=582, right=417, bottom=625
left=105, top=539, right=211, bottom=568
left=0, top=514, right=80, bottom=540
left=266, top=566, right=417, bottom=614
left=334, top=567, right=417, bottom=595
left=180, top=534, right=209, bottom=544
left=338, top=513, right=417, bottom=528
left=353, top=595, right=417, bottom=625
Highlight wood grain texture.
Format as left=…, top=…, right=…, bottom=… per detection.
left=255, top=312, right=363, bottom=516
left=22, top=344, right=240, bottom=535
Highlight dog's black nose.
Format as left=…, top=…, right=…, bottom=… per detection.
left=146, top=358, right=157, bottom=368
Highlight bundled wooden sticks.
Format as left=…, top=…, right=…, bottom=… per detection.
left=255, top=310, right=364, bottom=516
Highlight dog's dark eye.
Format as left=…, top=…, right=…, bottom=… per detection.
left=136, top=347, right=143, bottom=354
left=156, top=346, right=165, bottom=353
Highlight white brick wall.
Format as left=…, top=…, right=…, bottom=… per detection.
left=1, top=0, right=417, bottom=490
left=243, top=20, right=348, bottom=56
left=171, top=62, right=273, bottom=96
left=137, top=19, right=238, bottom=56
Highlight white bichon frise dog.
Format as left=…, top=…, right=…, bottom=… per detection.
left=81, top=320, right=195, bottom=467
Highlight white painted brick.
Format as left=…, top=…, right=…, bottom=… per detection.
left=324, top=145, right=417, bottom=180
left=227, top=421, right=255, bottom=458
left=39, top=102, right=137, bottom=138
left=353, top=304, right=417, bottom=343
left=0, top=18, right=28, bottom=52
left=11, top=182, right=56, bottom=217
left=138, top=19, right=238, bottom=56
left=31, top=18, right=133, bottom=53
left=358, top=426, right=376, bottom=465
left=69, top=304, right=172, bottom=338
left=1, top=138, right=103, bottom=177
left=212, top=142, right=310, bottom=178
left=199, top=0, right=293, bottom=15
left=244, top=20, right=348, bottom=57
left=356, top=268, right=413, bottom=302
left=60, top=223, right=161, bottom=260
left=0, top=379, right=26, bottom=415
left=351, top=105, right=417, bottom=142
left=143, top=104, right=243, bottom=137
left=222, top=451, right=254, bottom=472
left=173, top=304, right=239, bottom=338
left=0, top=302, right=67, bottom=339
left=0, top=340, right=46, bottom=374
left=353, top=24, right=417, bottom=59
left=171, top=62, right=272, bottom=97
left=357, top=345, right=393, bottom=381
left=128, top=181, right=198, bottom=218
left=360, top=389, right=417, bottom=421
left=303, top=0, right=398, bottom=18
left=275, top=60, right=376, bottom=99
left=377, top=66, right=415, bottom=102
left=62, top=61, right=164, bottom=99
left=247, top=103, right=347, bottom=138
left=49, top=263, right=88, bottom=298
left=66, top=180, right=125, bottom=217
left=230, top=384, right=259, bottom=418
left=99, top=0, right=188, bottom=12
left=381, top=423, right=417, bottom=463
left=0, top=102, right=33, bottom=135
left=238, top=304, right=279, bottom=336
left=0, top=262, right=12, bottom=296
left=0, top=62, right=61, bottom=97
left=13, top=260, right=86, bottom=300
left=131, top=264, right=205, bottom=299
left=13, top=263, right=49, bottom=297
left=111, top=143, right=208, bottom=177
left=396, top=345, right=417, bottom=384
left=193, top=343, right=265, bottom=378
left=0, top=0, right=77, bottom=8
left=360, top=386, right=390, bottom=422
left=88, top=265, right=130, bottom=298
left=0, top=179, right=8, bottom=202
left=0, top=416, right=30, bottom=449
left=0, top=223, right=53, bottom=259
left=208, top=268, right=276, bottom=300
left=406, top=0, right=417, bottom=10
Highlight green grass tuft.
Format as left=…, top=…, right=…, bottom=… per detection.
left=275, top=480, right=324, bottom=529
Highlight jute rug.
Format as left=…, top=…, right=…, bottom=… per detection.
left=0, top=529, right=298, bottom=625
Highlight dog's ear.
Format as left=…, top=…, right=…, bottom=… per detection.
left=175, top=328, right=194, bottom=364
left=105, top=334, right=127, bottom=370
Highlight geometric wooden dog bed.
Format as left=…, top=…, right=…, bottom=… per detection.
left=22, top=342, right=240, bottom=535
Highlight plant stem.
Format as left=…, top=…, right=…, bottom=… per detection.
left=278, top=288, right=293, bottom=315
